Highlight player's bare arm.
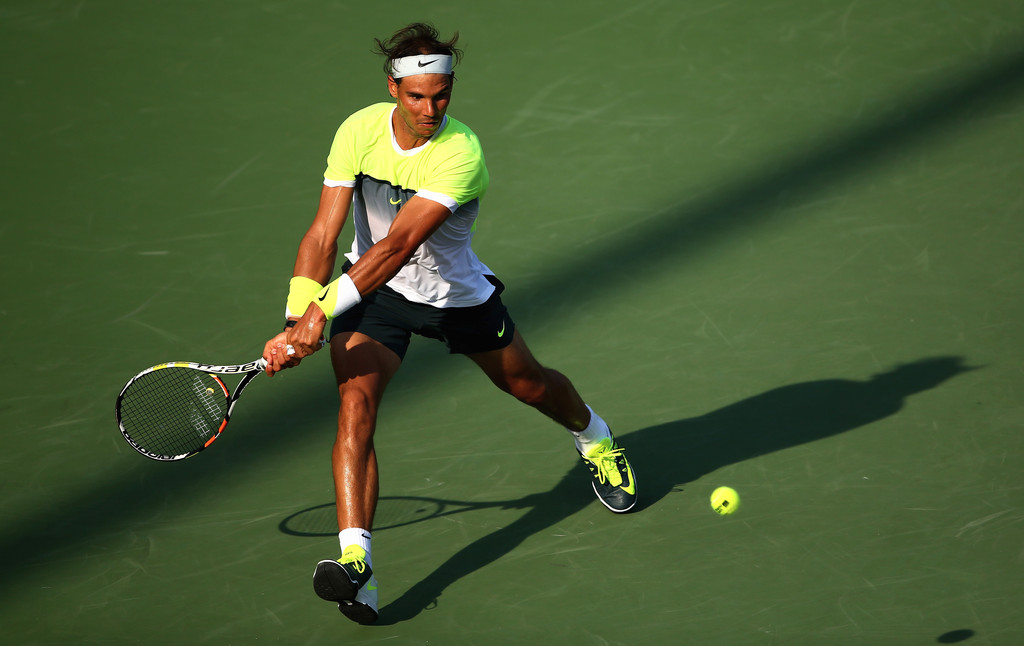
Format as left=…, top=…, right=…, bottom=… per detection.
left=293, top=183, right=353, bottom=285
left=347, top=196, right=453, bottom=295
left=263, top=184, right=352, bottom=375
left=276, top=195, right=453, bottom=372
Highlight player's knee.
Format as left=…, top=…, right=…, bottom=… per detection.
left=336, top=386, right=379, bottom=435
left=509, top=379, right=547, bottom=407
left=507, top=368, right=562, bottom=408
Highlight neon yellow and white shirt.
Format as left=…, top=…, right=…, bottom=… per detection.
left=323, top=102, right=493, bottom=308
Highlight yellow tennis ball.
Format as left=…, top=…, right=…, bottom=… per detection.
left=711, top=486, right=740, bottom=515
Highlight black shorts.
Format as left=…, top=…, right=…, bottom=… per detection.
left=329, top=272, right=516, bottom=361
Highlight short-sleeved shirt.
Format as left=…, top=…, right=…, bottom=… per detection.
left=323, top=102, right=493, bottom=308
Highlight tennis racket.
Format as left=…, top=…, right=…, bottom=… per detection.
left=115, top=357, right=267, bottom=461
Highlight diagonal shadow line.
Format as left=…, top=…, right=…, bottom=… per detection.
left=373, top=357, right=976, bottom=624
left=503, top=43, right=1024, bottom=310
left=1, top=43, right=1022, bottom=592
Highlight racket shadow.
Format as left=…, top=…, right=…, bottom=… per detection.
left=280, top=496, right=491, bottom=536
left=348, top=356, right=973, bottom=624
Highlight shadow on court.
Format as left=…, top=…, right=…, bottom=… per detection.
left=326, top=356, right=971, bottom=624
left=937, top=628, right=976, bottom=643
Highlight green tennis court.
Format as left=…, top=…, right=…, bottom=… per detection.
left=3, top=1, right=1023, bottom=644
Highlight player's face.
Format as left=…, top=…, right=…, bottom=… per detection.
left=388, top=73, right=453, bottom=147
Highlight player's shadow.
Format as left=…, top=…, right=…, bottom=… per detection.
left=374, top=355, right=973, bottom=624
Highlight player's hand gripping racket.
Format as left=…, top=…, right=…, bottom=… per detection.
left=115, top=357, right=268, bottom=461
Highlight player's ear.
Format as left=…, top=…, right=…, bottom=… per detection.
left=387, top=76, right=399, bottom=99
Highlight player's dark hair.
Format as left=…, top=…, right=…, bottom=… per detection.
left=374, top=22, right=462, bottom=82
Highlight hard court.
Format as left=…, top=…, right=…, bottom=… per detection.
left=2, top=1, right=1023, bottom=644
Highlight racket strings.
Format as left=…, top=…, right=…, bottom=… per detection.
left=192, top=377, right=225, bottom=423
left=119, top=368, right=229, bottom=458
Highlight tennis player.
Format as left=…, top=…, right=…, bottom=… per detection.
left=261, top=23, right=636, bottom=624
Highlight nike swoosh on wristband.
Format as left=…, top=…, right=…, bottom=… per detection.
left=318, top=291, right=328, bottom=301
left=497, top=322, right=505, bottom=338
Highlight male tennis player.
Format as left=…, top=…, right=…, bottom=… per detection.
left=261, top=23, right=636, bottom=624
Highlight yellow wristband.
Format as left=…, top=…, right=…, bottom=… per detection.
left=285, top=276, right=324, bottom=318
left=313, top=274, right=362, bottom=320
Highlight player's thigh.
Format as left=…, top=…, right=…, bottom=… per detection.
left=330, top=331, right=402, bottom=408
left=468, top=330, right=547, bottom=395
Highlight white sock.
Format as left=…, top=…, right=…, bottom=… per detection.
left=339, top=527, right=373, bottom=567
left=568, top=405, right=611, bottom=454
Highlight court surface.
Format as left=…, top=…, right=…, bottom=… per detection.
left=2, top=1, right=1023, bottom=644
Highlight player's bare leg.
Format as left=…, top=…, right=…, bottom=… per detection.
left=468, top=330, right=590, bottom=430
left=330, top=331, right=400, bottom=531
left=312, top=331, right=401, bottom=624
left=469, top=330, right=637, bottom=512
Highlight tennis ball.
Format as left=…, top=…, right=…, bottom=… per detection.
left=711, top=486, right=740, bottom=515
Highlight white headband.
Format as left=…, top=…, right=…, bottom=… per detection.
left=390, top=54, right=453, bottom=79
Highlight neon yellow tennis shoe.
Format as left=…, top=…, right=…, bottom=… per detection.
left=579, top=436, right=637, bottom=513
left=313, top=545, right=379, bottom=624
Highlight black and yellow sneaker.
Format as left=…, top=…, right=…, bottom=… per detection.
left=312, top=545, right=379, bottom=624
left=578, top=437, right=638, bottom=513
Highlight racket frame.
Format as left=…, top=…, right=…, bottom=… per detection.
left=115, top=358, right=267, bottom=461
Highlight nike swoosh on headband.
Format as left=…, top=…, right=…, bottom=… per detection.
left=391, top=54, right=453, bottom=78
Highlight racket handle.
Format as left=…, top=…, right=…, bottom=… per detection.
left=259, top=339, right=325, bottom=370
left=285, top=341, right=325, bottom=352
left=255, top=345, right=292, bottom=372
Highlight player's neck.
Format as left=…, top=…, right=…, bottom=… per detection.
left=395, top=132, right=429, bottom=150
left=390, top=110, right=443, bottom=151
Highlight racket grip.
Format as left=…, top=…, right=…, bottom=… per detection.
left=255, top=345, right=293, bottom=371
left=285, top=340, right=325, bottom=353
left=259, top=341, right=324, bottom=371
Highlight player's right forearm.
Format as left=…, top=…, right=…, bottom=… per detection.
left=293, top=233, right=338, bottom=286
left=291, top=183, right=353, bottom=285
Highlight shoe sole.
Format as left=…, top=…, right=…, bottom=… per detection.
left=339, top=600, right=379, bottom=625
left=312, top=560, right=360, bottom=603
